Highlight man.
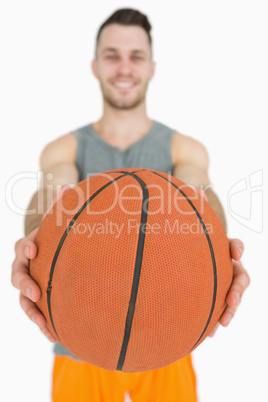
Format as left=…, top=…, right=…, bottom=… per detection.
left=11, top=8, right=250, bottom=401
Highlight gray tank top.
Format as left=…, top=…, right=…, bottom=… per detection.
left=53, top=119, right=176, bottom=360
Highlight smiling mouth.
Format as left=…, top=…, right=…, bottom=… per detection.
left=113, top=81, right=135, bottom=89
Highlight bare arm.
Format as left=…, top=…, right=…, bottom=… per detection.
left=12, top=132, right=78, bottom=342
left=24, top=163, right=78, bottom=236
left=172, top=132, right=250, bottom=336
left=172, top=133, right=227, bottom=231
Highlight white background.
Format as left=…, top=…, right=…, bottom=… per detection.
left=1, top=0, right=267, bottom=401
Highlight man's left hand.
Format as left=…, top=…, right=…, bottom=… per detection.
left=209, top=238, right=250, bottom=337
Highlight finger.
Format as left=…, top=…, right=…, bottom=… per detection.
left=229, top=238, right=244, bottom=260
left=208, top=322, right=220, bottom=337
left=40, top=326, right=57, bottom=343
left=20, top=292, right=46, bottom=327
left=15, top=236, right=38, bottom=261
left=11, top=258, right=41, bottom=302
left=14, top=227, right=39, bottom=254
left=220, top=260, right=250, bottom=327
left=20, top=293, right=57, bottom=342
left=219, top=306, right=234, bottom=327
left=226, top=260, right=250, bottom=308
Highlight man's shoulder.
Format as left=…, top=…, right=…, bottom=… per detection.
left=171, top=131, right=208, bottom=167
left=40, top=132, right=78, bottom=170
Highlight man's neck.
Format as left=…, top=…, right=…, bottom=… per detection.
left=93, top=101, right=153, bottom=146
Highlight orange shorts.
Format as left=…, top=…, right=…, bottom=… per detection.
left=52, top=354, right=197, bottom=401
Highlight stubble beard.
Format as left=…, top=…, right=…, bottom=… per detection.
left=100, top=80, right=149, bottom=110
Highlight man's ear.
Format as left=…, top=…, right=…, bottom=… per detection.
left=91, top=59, right=99, bottom=79
left=149, top=61, right=156, bottom=80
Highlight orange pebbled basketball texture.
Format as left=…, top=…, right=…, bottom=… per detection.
left=29, top=168, right=233, bottom=373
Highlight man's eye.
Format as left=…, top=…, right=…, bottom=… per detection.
left=133, top=56, right=142, bottom=61
left=106, top=55, right=117, bottom=60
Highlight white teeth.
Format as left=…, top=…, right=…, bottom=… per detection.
left=115, top=82, right=133, bottom=88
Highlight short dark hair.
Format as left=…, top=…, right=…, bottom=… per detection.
left=96, top=8, right=152, bottom=52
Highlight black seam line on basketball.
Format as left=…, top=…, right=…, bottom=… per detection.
left=46, top=172, right=130, bottom=340
left=151, top=171, right=217, bottom=351
left=104, top=169, right=147, bottom=174
left=116, top=174, right=149, bottom=371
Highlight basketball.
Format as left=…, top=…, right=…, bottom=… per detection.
left=29, top=168, right=233, bottom=373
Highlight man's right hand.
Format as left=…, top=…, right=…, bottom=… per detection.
left=12, top=227, right=57, bottom=343
left=11, top=184, right=72, bottom=343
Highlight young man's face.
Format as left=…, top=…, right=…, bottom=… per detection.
left=92, top=24, right=155, bottom=110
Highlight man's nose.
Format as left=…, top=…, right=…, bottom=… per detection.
left=117, top=59, right=132, bottom=75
